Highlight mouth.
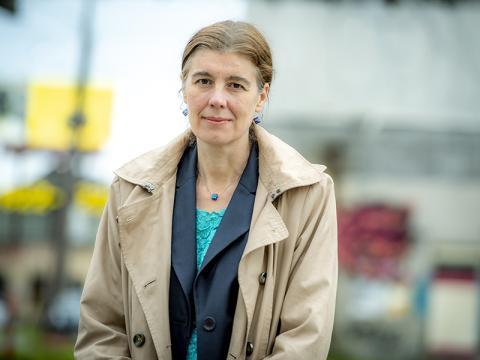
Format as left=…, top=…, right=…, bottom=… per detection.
left=202, top=116, right=231, bottom=124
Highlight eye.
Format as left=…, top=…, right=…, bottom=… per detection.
left=228, top=82, right=246, bottom=91
left=195, top=78, right=212, bottom=86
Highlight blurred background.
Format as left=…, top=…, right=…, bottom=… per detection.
left=0, top=0, right=479, bottom=359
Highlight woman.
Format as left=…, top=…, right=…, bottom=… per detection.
left=75, top=20, right=337, bottom=360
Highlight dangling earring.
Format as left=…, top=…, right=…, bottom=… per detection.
left=181, top=103, right=188, bottom=117
left=253, top=112, right=263, bottom=124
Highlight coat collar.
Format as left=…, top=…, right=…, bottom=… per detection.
left=114, top=126, right=326, bottom=196
left=255, top=125, right=326, bottom=196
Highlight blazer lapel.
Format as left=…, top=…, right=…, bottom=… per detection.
left=171, top=145, right=198, bottom=299
left=198, top=143, right=259, bottom=274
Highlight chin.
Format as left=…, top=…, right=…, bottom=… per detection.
left=191, top=125, right=249, bottom=148
left=196, top=134, right=231, bottom=147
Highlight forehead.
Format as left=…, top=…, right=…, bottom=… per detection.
left=187, top=49, right=257, bottom=79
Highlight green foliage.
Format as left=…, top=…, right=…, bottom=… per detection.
left=0, top=325, right=74, bottom=360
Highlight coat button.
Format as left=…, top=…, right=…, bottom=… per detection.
left=133, top=333, right=145, bottom=347
left=258, top=272, right=267, bottom=285
left=246, top=341, right=254, bottom=356
left=202, top=316, right=216, bottom=332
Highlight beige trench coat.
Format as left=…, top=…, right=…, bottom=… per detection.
left=75, top=126, right=338, bottom=360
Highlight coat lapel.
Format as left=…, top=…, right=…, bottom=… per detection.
left=237, top=180, right=289, bottom=331
left=171, top=145, right=197, bottom=298
left=228, top=180, right=290, bottom=357
left=117, top=176, right=176, bottom=359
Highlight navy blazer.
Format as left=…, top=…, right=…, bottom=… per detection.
left=169, top=142, right=259, bottom=360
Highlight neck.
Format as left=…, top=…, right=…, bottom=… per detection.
left=196, top=136, right=251, bottom=189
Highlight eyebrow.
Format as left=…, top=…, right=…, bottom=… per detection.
left=191, top=71, right=212, bottom=78
left=226, top=75, right=251, bottom=87
left=191, top=71, right=251, bottom=87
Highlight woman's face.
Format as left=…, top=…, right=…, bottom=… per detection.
left=183, top=49, right=269, bottom=147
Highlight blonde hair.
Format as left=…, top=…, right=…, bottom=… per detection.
left=181, top=20, right=273, bottom=90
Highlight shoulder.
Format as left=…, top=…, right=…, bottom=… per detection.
left=254, top=125, right=330, bottom=195
left=310, top=171, right=335, bottom=196
left=280, top=171, right=334, bottom=211
left=111, top=130, right=192, bottom=199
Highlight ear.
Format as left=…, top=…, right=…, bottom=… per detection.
left=255, top=83, right=270, bottom=112
left=180, top=74, right=187, bottom=102
left=180, top=87, right=187, bottom=103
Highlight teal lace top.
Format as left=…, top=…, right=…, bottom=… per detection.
left=186, top=208, right=226, bottom=360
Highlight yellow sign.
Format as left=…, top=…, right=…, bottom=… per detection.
left=0, top=181, right=65, bottom=214
left=26, top=82, right=113, bottom=151
left=0, top=180, right=108, bottom=216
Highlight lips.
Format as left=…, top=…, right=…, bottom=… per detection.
left=202, top=116, right=231, bottom=123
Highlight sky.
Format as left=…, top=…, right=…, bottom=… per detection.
left=0, top=0, right=248, bottom=187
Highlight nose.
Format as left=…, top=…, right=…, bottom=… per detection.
left=208, top=87, right=227, bottom=109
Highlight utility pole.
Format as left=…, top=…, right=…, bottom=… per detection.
left=41, top=0, right=96, bottom=328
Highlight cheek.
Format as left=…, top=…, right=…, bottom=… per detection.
left=238, top=96, right=260, bottom=116
left=185, top=91, right=206, bottom=111
left=236, top=93, right=257, bottom=109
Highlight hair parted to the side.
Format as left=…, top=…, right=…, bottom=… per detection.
left=181, top=20, right=273, bottom=91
